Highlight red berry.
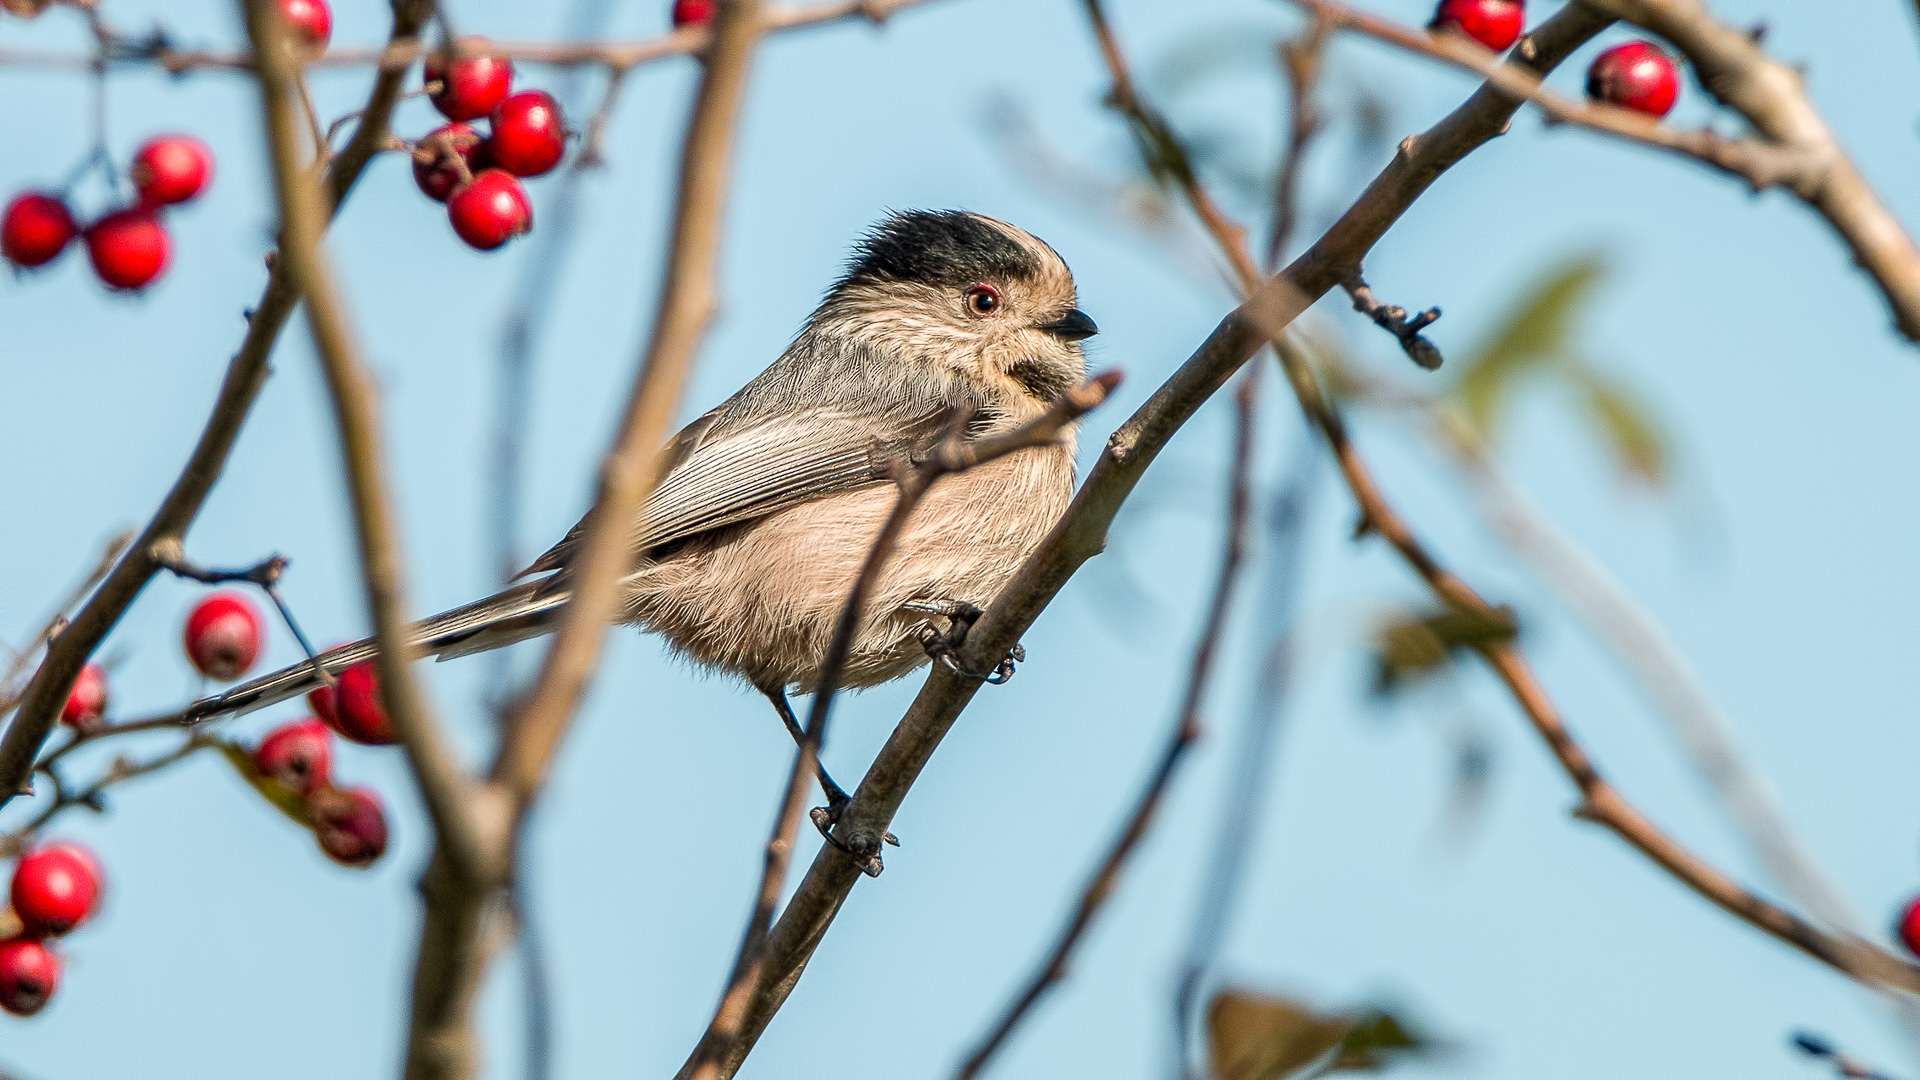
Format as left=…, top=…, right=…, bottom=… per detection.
left=489, top=90, right=567, bottom=178
left=0, top=939, right=59, bottom=1017
left=1429, top=0, right=1524, bottom=52
left=311, top=661, right=395, bottom=745
left=672, top=0, right=716, bottom=28
left=447, top=169, right=532, bottom=250
left=425, top=39, right=514, bottom=122
left=412, top=123, right=492, bottom=203
left=254, top=719, right=334, bottom=794
left=84, top=208, right=170, bottom=290
left=10, top=844, right=102, bottom=938
left=131, top=135, right=213, bottom=206
left=58, top=664, right=108, bottom=731
left=1586, top=40, right=1680, bottom=118
left=310, top=786, right=388, bottom=867
left=277, top=0, right=332, bottom=50
left=2, top=193, right=77, bottom=269
left=1897, top=895, right=1920, bottom=956
left=183, top=591, right=264, bottom=682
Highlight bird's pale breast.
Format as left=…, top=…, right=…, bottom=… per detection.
left=617, top=441, right=1075, bottom=692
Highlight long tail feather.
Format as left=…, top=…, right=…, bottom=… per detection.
left=179, top=584, right=571, bottom=725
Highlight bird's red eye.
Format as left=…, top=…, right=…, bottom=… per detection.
left=965, top=284, right=1001, bottom=316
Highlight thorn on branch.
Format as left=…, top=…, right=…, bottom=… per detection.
left=1343, top=273, right=1444, bottom=370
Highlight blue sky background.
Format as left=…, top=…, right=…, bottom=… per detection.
left=4, top=0, right=1920, bottom=1077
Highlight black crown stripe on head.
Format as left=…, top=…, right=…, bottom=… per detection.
left=837, top=210, right=1041, bottom=292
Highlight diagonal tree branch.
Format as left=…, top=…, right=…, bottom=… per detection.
left=692, top=8, right=1624, bottom=1076
left=954, top=373, right=1256, bottom=1080
left=678, top=373, right=1121, bottom=1080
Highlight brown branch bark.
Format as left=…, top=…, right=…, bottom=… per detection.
left=1285, top=0, right=1920, bottom=344
left=0, top=0, right=437, bottom=812
left=954, top=373, right=1255, bottom=1080
left=490, top=0, right=765, bottom=812
left=0, top=0, right=937, bottom=75
left=678, top=373, right=1121, bottom=1080
left=395, top=0, right=775, bottom=1074
left=687, top=10, right=1623, bottom=1077
left=240, top=0, right=492, bottom=875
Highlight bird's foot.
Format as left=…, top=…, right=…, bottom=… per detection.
left=903, top=599, right=1026, bottom=684
left=809, top=796, right=892, bottom=877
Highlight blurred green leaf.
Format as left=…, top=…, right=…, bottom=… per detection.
left=1566, top=363, right=1670, bottom=488
left=1449, top=252, right=1609, bottom=438
left=1373, top=606, right=1519, bottom=693
left=1148, top=25, right=1288, bottom=100
left=1208, top=990, right=1439, bottom=1079
left=1209, top=990, right=1352, bottom=1080
left=1328, top=1009, right=1429, bottom=1072
left=216, top=739, right=311, bottom=829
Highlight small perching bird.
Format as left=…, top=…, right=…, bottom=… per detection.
left=186, top=210, right=1099, bottom=765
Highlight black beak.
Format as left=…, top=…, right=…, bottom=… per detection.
left=1039, top=308, right=1099, bottom=343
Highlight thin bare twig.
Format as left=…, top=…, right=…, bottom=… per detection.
left=679, top=372, right=1121, bottom=1080
left=1172, top=432, right=1321, bottom=1078
left=1266, top=18, right=1330, bottom=271
left=0, top=532, right=132, bottom=717
left=1360, top=385, right=1920, bottom=1046
left=955, top=373, right=1254, bottom=1080
left=0, top=734, right=212, bottom=860
left=1081, top=0, right=1260, bottom=293
left=0, top=0, right=939, bottom=75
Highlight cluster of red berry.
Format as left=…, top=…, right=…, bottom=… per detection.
left=173, top=593, right=392, bottom=864
left=41, top=586, right=396, bottom=1010
left=1428, top=1, right=1681, bottom=118
left=253, top=719, right=389, bottom=867
left=1, top=134, right=212, bottom=290
left=0, top=843, right=101, bottom=1017
left=410, top=40, right=567, bottom=251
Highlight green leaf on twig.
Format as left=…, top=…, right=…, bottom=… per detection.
left=216, top=739, right=310, bottom=828
left=1565, top=364, right=1669, bottom=487
left=1449, top=252, right=1608, bottom=438
left=1209, top=990, right=1352, bottom=1080
left=1328, top=1009, right=1429, bottom=1072
left=1372, top=606, right=1519, bottom=693
left=1208, top=989, right=1438, bottom=1079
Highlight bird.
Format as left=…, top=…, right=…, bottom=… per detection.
left=182, top=210, right=1099, bottom=807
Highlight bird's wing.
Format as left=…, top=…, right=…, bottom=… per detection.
left=521, top=404, right=952, bottom=578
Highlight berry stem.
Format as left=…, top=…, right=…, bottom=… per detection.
left=148, top=541, right=326, bottom=669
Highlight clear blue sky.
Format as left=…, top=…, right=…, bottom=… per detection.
left=4, top=1, right=1920, bottom=1077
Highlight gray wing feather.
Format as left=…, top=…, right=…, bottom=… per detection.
left=525, top=331, right=976, bottom=578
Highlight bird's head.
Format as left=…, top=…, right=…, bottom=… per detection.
left=812, top=210, right=1096, bottom=409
